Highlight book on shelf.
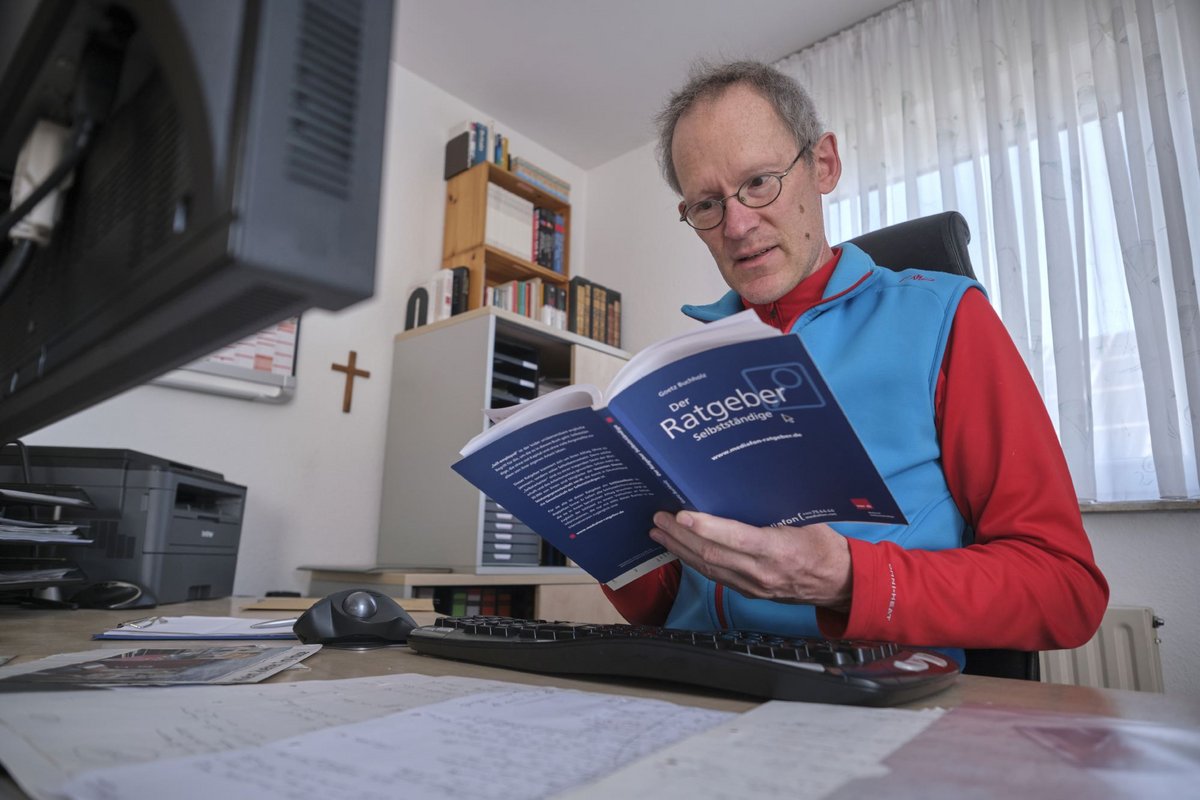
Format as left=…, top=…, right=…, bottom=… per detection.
left=452, top=310, right=906, bottom=589
left=509, top=156, right=570, bottom=202
left=485, top=279, right=566, bottom=331
left=485, top=183, right=535, bottom=261
left=568, top=276, right=591, bottom=336
left=427, top=268, right=454, bottom=323
left=444, top=130, right=472, bottom=180
left=450, top=266, right=470, bottom=315
left=404, top=267, right=470, bottom=328
left=566, top=277, right=621, bottom=347
left=444, top=120, right=511, bottom=179
left=552, top=212, right=565, bottom=273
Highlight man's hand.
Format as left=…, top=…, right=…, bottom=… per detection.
left=649, top=511, right=853, bottom=611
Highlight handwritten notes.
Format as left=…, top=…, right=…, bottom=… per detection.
left=562, top=700, right=944, bottom=799
left=56, top=688, right=731, bottom=800
left=0, top=674, right=731, bottom=800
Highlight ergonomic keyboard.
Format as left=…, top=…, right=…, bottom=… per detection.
left=407, top=616, right=959, bottom=706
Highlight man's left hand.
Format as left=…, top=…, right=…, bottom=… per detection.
left=649, top=510, right=853, bottom=611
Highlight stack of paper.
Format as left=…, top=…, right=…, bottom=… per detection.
left=94, top=616, right=299, bottom=640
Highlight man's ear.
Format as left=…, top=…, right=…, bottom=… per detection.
left=812, top=132, right=842, bottom=195
left=677, top=200, right=687, bottom=220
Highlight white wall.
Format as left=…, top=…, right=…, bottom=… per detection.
left=25, top=57, right=587, bottom=598
left=583, top=141, right=726, bottom=352
left=1083, top=511, right=1200, bottom=700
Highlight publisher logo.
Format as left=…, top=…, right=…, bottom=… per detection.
left=851, top=498, right=874, bottom=510
left=739, top=362, right=826, bottom=411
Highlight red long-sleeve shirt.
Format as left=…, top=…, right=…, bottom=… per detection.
left=605, top=251, right=1108, bottom=651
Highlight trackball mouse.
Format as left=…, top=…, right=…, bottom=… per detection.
left=292, top=588, right=417, bottom=646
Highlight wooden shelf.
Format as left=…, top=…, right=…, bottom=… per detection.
left=485, top=162, right=569, bottom=212
left=443, top=161, right=571, bottom=310
left=480, top=245, right=568, bottom=286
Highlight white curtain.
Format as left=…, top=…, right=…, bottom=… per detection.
left=777, top=0, right=1200, bottom=502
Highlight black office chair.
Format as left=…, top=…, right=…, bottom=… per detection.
left=847, top=211, right=1040, bottom=682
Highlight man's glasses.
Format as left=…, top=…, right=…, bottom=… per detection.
left=679, top=149, right=808, bottom=231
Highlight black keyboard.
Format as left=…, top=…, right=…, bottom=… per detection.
left=407, top=616, right=959, bottom=706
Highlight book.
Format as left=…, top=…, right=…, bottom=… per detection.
left=452, top=310, right=906, bottom=589
left=606, top=288, right=622, bottom=348
left=443, top=130, right=471, bottom=179
left=568, top=276, right=591, bottom=336
left=425, top=268, right=454, bottom=323
left=450, top=266, right=470, bottom=315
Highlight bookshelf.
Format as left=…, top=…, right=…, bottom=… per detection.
left=443, top=162, right=570, bottom=310
left=375, top=306, right=627, bottom=581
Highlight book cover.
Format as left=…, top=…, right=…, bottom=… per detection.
left=443, top=131, right=471, bottom=180
left=453, top=311, right=906, bottom=588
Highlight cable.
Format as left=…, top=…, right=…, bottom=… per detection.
left=0, top=238, right=38, bottom=302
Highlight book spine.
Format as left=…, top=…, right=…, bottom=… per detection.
left=450, top=266, right=470, bottom=315
left=510, top=157, right=571, bottom=196
left=568, top=277, right=590, bottom=335
left=607, top=289, right=621, bottom=348
left=552, top=213, right=565, bottom=273
left=510, top=170, right=569, bottom=202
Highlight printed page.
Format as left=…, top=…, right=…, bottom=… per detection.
left=605, top=309, right=781, bottom=398
left=462, top=384, right=601, bottom=455
left=563, top=700, right=945, bottom=799
left=0, top=645, right=318, bottom=686
left=453, top=406, right=679, bottom=587
left=0, top=674, right=538, bottom=800
left=56, top=687, right=734, bottom=800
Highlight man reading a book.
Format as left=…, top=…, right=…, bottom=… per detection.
left=602, top=60, right=1108, bottom=666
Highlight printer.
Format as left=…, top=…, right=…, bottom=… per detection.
left=0, top=447, right=247, bottom=603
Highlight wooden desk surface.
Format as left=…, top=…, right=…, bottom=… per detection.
left=3, top=598, right=1198, bottom=727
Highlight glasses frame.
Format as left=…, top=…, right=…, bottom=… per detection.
left=679, top=149, right=809, bottom=231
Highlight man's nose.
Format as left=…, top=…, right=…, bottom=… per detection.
left=722, top=198, right=759, bottom=238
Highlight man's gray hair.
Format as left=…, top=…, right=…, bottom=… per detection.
left=655, top=60, right=823, bottom=195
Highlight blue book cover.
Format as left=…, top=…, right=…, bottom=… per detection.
left=453, top=311, right=906, bottom=589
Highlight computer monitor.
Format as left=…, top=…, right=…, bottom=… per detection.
left=0, top=0, right=393, bottom=442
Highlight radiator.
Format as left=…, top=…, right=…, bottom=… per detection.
left=1039, top=606, right=1164, bottom=692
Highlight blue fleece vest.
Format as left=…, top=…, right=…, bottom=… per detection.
left=667, top=243, right=980, bottom=658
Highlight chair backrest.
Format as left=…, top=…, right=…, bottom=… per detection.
left=847, top=210, right=978, bottom=280
left=849, top=212, right=1039, bottom=682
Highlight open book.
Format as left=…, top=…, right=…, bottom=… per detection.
left=454, top=310, right=905, bottom=589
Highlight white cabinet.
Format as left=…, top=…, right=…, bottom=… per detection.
left=377, top=307, right=628, bottom=574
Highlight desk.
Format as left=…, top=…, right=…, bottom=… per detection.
left=2, top=598, right=1198, bottom=798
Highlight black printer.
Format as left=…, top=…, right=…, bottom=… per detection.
left=0, top=447, right=247, bottom=603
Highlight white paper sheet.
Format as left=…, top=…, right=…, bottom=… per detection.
left=0, top=674, right=731, bottom=800
left=56, top=687, right=731, bottom=800
left=562, top=699, right=945, bottom=799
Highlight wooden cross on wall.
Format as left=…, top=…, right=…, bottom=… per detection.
left=331, top=351, right=370, bottom=413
